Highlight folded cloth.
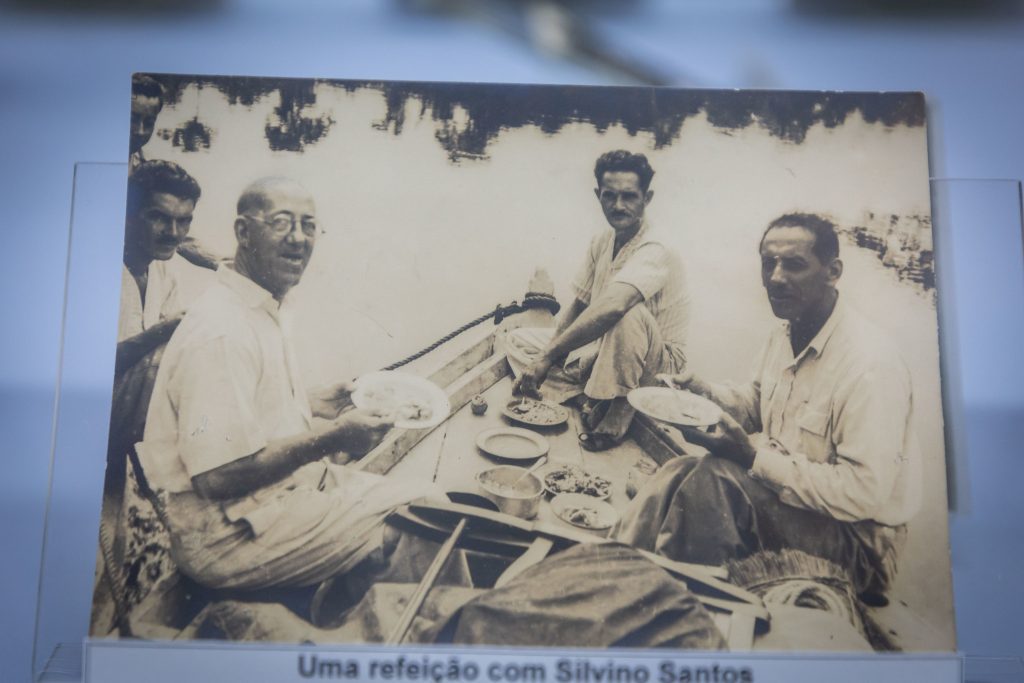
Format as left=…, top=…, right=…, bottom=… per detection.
left=449, top=543, right=726, bottom=649
left=505, top=327, right=602, bottom=409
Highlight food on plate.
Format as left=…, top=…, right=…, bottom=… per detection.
left=486, top=479, right=538, bottom=498
left=360, top=385, right=434, bottom=422
left=636, top=391, right=720, bottom=426
left=543, top=464, right=611, bottom=498
left=563, top=505, right=601, bottom=529
left=352, top=371, right=449, bottom=429
left=504, top=397, right=567, bottom=426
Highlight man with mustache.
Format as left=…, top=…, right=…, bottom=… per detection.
left=128, top=73, right=224, bottom=271
left=512, top=150, right=689, bottom=451
left=117, top=160, right=201, bottom=376
left=132, top=177, right=465, bottom=597
left=96, top=160, right=204, bottom=629
left=616, top=213, right=920, bottom=599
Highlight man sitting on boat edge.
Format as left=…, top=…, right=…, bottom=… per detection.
left=510, top=150, right=690, bottom=451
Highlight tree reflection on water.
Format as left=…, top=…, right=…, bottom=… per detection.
left=265, top=80, right=334, bottom=152
left=158, top=116, right=212, bottom=152
left=146, top=74, right=925, bottom=160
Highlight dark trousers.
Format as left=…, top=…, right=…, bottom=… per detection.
left=614, top=455, right=904, bottom=596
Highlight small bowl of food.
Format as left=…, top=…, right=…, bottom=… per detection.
left=476, top=465, right=545, bottom=519
left=550, top=492, right=618, bottom=532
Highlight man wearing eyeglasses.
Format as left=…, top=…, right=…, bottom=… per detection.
left=132, top=176, right=466, bottom=599
left=512, top=150, right=690, bottom=451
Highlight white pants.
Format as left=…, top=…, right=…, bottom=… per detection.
left=507, top=306, right=685, bottom=438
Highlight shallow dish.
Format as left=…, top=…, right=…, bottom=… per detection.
left=351, top=370, right=450, bottom=430
left=627, top=387, right=722, bottom=428
left=476, top=427, right=550, bottom=461
left=550, top=493, right=618, bottom=531
left=501, top=397, right=569, bottom=427
left=536, top=462, right=611, bottom=500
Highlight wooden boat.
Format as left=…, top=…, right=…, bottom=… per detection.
left=118, top=271, right=942, bottom=652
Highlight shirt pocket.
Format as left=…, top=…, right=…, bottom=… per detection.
left=796, top=403, right=831, bottom=462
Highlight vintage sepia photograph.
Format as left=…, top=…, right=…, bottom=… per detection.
left=91, top=73, right=954, bottom=652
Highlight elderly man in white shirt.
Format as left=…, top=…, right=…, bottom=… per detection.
left=512, top=150, right=690, bottom=451
left=616, top=213, right=920, bottom=598
left=135, top=177, right=464, bottom=595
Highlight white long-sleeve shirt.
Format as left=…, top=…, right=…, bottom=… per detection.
left=708, top=297, right=922, bottom=526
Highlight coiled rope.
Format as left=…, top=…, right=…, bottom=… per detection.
left=380, top=292, right=559, bottom=371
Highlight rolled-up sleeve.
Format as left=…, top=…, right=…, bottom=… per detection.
left=751, top=361, right=912, bottom=522
left=171, top=335, right=269, bottom=480
left=612, top=243, right=669, bottom=301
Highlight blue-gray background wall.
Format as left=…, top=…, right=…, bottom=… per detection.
left=3, top=1, right=1022, bottom=680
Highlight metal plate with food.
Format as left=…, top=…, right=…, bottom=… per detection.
left=351, top=370, right=450, bottom=429
left=476, top=427, right=550, bottom=461
left=627, top=387, right=722, bottom=428
left=501, top=397, right=569, bottom=427
left=550, top=493, right=618, bottom=531
left=536, top=462, right=611, bottom=500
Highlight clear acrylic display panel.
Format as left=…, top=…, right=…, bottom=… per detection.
left=32, top=163, right=1024, bottom=681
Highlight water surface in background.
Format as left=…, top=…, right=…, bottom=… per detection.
left=146, top=80, right=932, bottom=383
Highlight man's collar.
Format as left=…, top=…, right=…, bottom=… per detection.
left=611, top=220, right=652, bottom=253
left=217, top=264, right=280, bottom=314
left=789, top=293, right=844, bottom=363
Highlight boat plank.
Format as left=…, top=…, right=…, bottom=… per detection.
left=433, top=378, right=512, bottom=494
left=387, top=421, right=449, bottom=484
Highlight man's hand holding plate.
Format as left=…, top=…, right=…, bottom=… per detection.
left=681, top=412, right=757, bottom=470
left=329, top=408, right=394, bottom=458
left=310, top=380, right=357, bottom=420
left=657, top=370, right=713, bottom=400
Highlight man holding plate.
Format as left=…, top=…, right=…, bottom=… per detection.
left=134, top=177, right=467, bottom=598
left=616, top=213, right=921, bottom=599
left=511, top=150, right=690, bottom=451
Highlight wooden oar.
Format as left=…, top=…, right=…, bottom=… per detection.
left=385, top=517, right=468, bottom=645
left=406, top=501, right=762, bottom=614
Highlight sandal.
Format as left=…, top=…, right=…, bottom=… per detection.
left=580, top=398, right=610, bottom=432
left=578, top=432, right=619, bottom=452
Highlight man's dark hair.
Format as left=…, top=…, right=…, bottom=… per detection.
left=132, top=74, right=165, bottom=107
left=594, top=150, right=655, bottom=192
left=127, top=160, right=201, bottom=217
left=760, top=212, right=840, bottom=263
